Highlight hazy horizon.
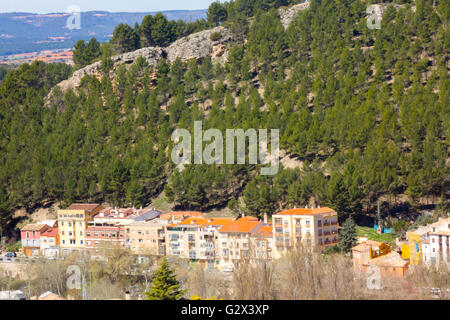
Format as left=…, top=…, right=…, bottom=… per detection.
left=0, top=0, right=216, bottom=14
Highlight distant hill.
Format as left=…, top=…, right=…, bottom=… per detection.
left=0, top=10, right=207, bottom=56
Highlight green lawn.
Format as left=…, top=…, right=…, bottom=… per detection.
left=355, top=226, right=398, bottom=248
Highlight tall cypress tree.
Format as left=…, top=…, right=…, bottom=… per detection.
left=145, top=258, right=185, bottom=300
left=338, top=217, right=358, bottom=253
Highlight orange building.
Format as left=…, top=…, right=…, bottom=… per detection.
left=352, top=240, right=392, bottom=274
left=367, top=251, right=409, bottom=278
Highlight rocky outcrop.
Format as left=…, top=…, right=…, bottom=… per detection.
left=56, top=47, right=164, bottom=92
left=278, top=1, right=310, bottom=30
left=53, top=26, right=234, bottom=94
left=166, top=26, right=233, bottom=63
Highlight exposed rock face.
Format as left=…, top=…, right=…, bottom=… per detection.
left=53, top=27, right=234, bottom=95
left=166, top=26, right=233, bottom=63
left=56, top=47, right=164, bottom=92
left=278, top=1, right=311, bottom=30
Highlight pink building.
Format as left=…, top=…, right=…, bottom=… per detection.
left=20, top=224, right=49, bottom=256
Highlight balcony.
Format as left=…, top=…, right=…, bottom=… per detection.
left=323, top=221, right=330, bottom=226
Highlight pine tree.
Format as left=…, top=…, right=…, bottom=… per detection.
left=145, top=258, right=185, bottom=300
left=338, top=217, right=357, bottom=253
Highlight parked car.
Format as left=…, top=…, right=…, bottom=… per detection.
left=5, top=252, right=16, bottom=258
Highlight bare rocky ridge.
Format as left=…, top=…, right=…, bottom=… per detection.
left=166, top=26, right=233, bottom=63
left=52, top=27, right=234, bottom=95
left=50, top=4, right=313, bottom=96
left=278, top=1, right=310, bottom=30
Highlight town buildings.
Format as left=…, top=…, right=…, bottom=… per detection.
left=271, top=207, right=339, bottom=259
left=406, top=217, right=450, bottom=265
left=126, top=218, right=167, bottom=256
left=19, top=203, right=342, bottom=269
left=85, top=207, right=161, bottom=253
left=40, top=226, right=60, bottom=257
left=20, top=224, right=50, bottom=257
left=352, top=240, right=392, bottom=274
left=250, top=224, right=273, bottom=261
left=166, top=217, right=234, bottom=268
left=216, top=216, right=264, bottom=268
left=58, top=203, right=103, bottom=255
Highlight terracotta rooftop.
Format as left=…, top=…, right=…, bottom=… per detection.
left=251, top=224, right=273, bottom=238
left=168, top=217, right=234, bottom=229
left=21, top=224, right=49, bottom=232
left=218, top=216, right=261, bottom=233
left=41, top=227, right=58, bottom=237
left=368, top=252, right=408, bottom=268
left=65, top=203, right=101, bottom=212
left=352, top=240, right=385, bottom=252
left=275, top=207, right=336, bottom=216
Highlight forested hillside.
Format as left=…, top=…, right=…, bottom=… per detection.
left=0, top=0, right=448, bottom=236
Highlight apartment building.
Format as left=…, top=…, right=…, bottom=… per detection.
left=85, top=207, right=162, bottom=253
left=57, top=203, right=103, bottom=255
left=272, top=207, right=339, bottom=259
left=166, top=217, right=234, bottom=268
left=126, top=219, right=168, bottom=256
left=407, top=217, right=450, bottom=265
left=250, top=224, right=273, bottom=261
left=216, top=216, right=263, bottom=268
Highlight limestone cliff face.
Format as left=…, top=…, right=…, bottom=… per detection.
left=278, top=1, right=310, bottom=30
left=166, top=26, right=233, bottom=63
left=51, top=4, right=311, bottom=95
left=53, top=27, right=234, bottom=94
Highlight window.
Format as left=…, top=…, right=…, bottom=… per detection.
left=80, top=240, right=83, bottom=245
left=80, top=231, right=83, bottom=236
left=61, top=222, right=64, bottom=226
left=62, top=240, right=65, bottom=244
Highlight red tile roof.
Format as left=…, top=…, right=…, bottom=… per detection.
left=41, top=227, right=58, bottom=237
left=167, top=217, right=233, bottom=228
left=275, top=207, right=336, bottom=216
left=251, top=224, right=273, bottom=238
left=218, top=216, right=261, bottom=233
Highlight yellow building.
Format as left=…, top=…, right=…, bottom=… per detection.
left=272, top=207, right=339, bottom=259
left=407, top=218, right=450, bottom=265
left=57, top=203, right=103, bottom=255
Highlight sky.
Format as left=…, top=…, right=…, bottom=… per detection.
left=1, top=0, right=218, bottom=13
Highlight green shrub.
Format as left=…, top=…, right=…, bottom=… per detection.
left=210, top=32, right=222, bottom=41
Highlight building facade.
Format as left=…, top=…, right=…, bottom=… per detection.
left=126, top=219, right=167, bottom=256
left=216, top=216, right=263, bottom=268
left=57, top=203, right=103, bottom=255
left=407, top=217, right=450, bottom=265
left=166, top=217, right=233, bottom=268
left=271, top=207, right=339, bottom=259
left=20, top=224, right=49, bottom=257
left=40, top=227, right=60, bottom=257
